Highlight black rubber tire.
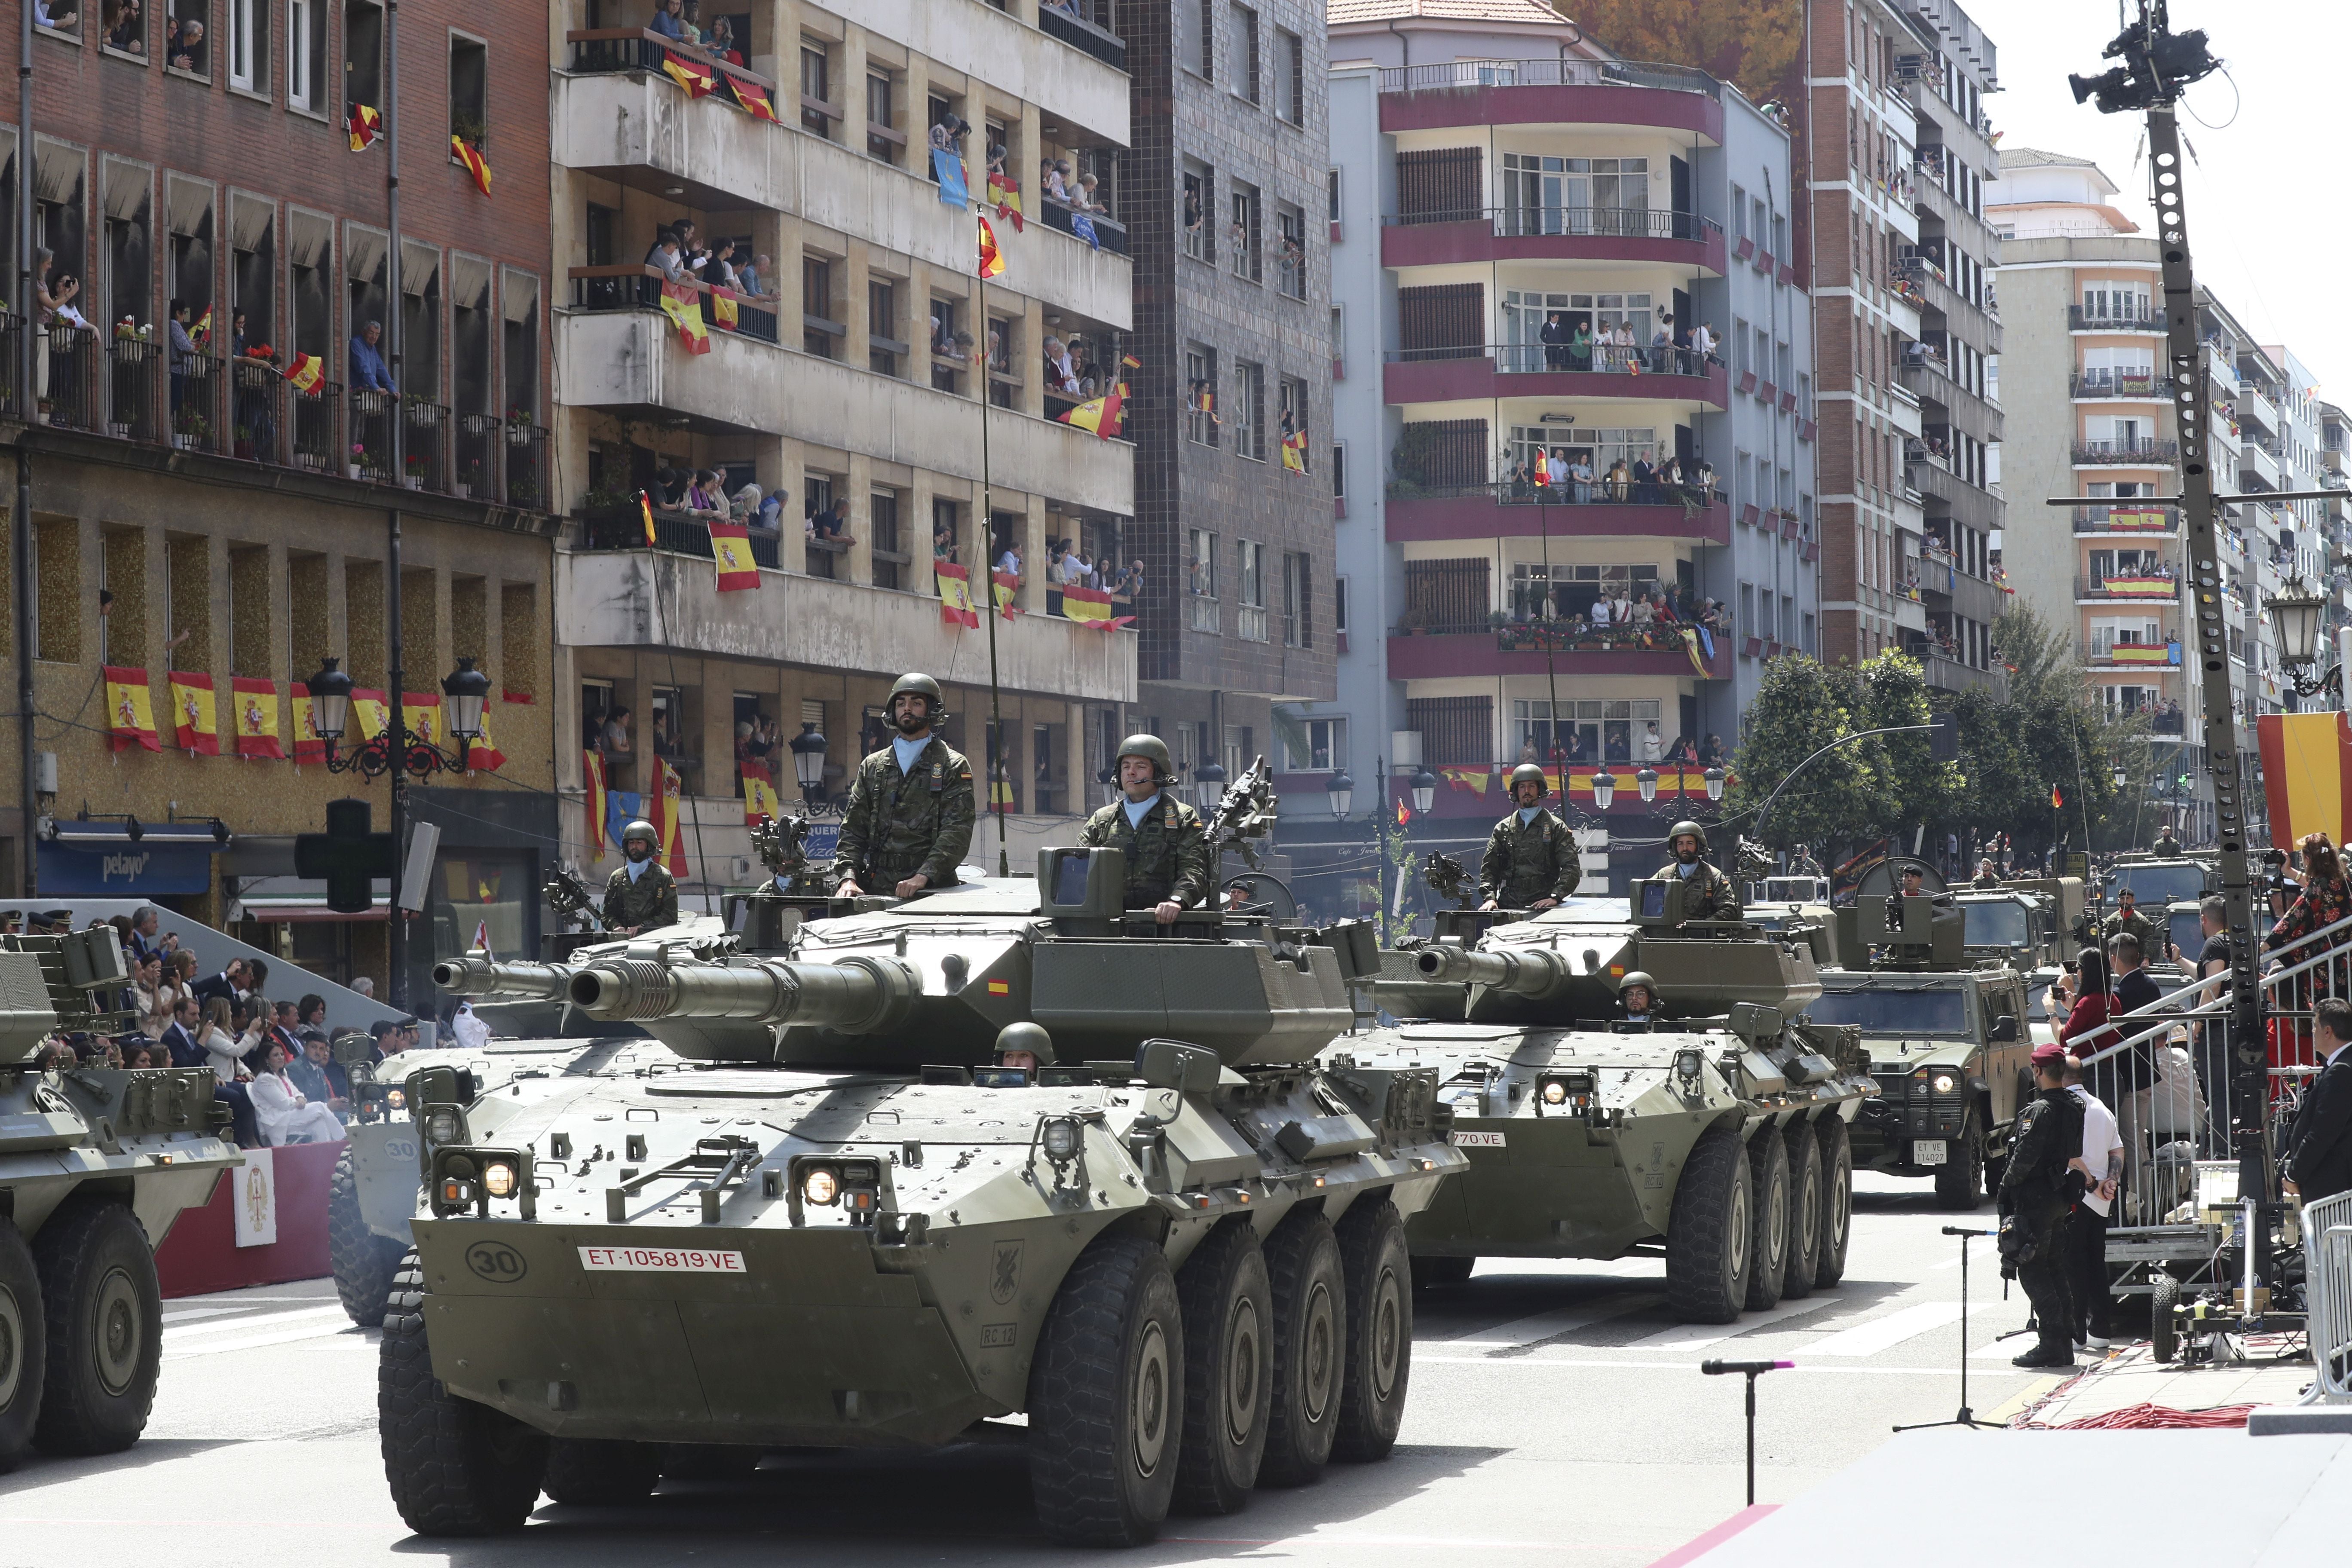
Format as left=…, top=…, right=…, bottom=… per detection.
left=660, top=1443, right=765, bottom=1480
left=2150, top=1274, right=2181, bottom=1363
left=1027, top=1234, right=1185, bottom=1546
left=379, top=1250, right=548, bottom=1535
left=1665, top=1124, right=1753, bottom=1324
left=1744, top=1130, right=1792, bottom=1312
left=1934, top=1107, right=1986, bottom=1210
left=1332, top=1199, right=1411, bottom=1464
left=31, top=1198, right=161, bottom=1456
left=330, top=1146, right=410, bottom=1327
left=1409, top=1255, right=1475, bottom=1289
left=541, top=1437, right=665, bottom=1505
left=1814, top=1118, right=1855, bottom=1287
left=1170, top=1221, right=1271, bottom=1516
left=0, top=1222, right=44, bottom=1473
left=1256, top=1210, right=1345, bottom=1487
left=1781, top=1123, right=1823, bottom=1300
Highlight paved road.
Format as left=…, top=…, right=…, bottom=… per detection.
left=0, top=1174, right=2072, bottom=1566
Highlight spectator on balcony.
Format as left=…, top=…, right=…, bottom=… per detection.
left=1043, top=159, right=1074, bottom=205
left=1569, top=319, right=1593, bottom=371
left=1612, top=321, right=1638, bottom=368
left=1589, top=594, right=1613, bottom=631
left=36, top=1, right=80, bottom=30
left=934, top=514, right=958, bottom=560
left=104, top=0, right=142, bottom=52
left=1700, top=732, right=1727, bottom=766
left=995, top=538, right=1023, bottom=586
left=808, top=496, right=851, bottom=543
left=1692, top=459, right=1716, bottom=500
left=166, top=297, right=199, bottom=420
left=1113, top=560, right=1143, bottom=601
left=1650, top=319, right=1675, bottom=374
left=1695, top=320, right=1719, bottom=364
left=1540, top=311, right=1571, bottom=371
left=649, top=0, right=684, bottom=41
left=683, top=469, right=728, bottom=518
left=676, top=0, right=705, bottom=45
left=1066, top=338, right=1099, bottom=398
left=730, top=482, right=765, bottom=526
left=1631, top=594, right=1657, bottom=629
left=706, top=13, right=741, bottom=64
left=1183, top=184, right=1204, bottom=241
left=1077, top=172, right=1109, bottom=217
left=349, top=319, right=396, bottom=395
left=1604, top=458, right=1631, bottom=502
left=230, top=309, right=278, bottom=459
left=738, top=253, right=770, bottom=299
left=1632, top=453, right=1659, bottom=505
left=1043, top=336, right=1082, bottom=397
left=167, top=14, right=201, bottom=70
left=646, top=232, right=686, bottom=285
left=704, top=239, right=741, bottom=295
left=600, top=707, right=634, bottom=766
left=1568, top=452, right=1594, bottom=503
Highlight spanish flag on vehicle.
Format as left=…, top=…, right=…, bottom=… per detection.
left=977, top=216, right=1006, bottom=279
left=283, top=352, right=325, bottom=394
left=663, top=50, right=719, bottom=98
left=451, top=135, right=492, bottom=197
left=347, top=103, right=382, bottom=152
left=658, top=282, right=710, bottom=353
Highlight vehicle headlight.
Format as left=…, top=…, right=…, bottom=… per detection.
left=1674, top=1047, right=1706, bottom=1081
left=1931, top=1072, right=1959, bottom=1095
left=1040, top=1115, right=1082, bottom=1161
left=424, top=1107, right=464, bottom=1144
left=481, top=1160, right=518, bottom=1199
left=802, top=1166, right=840, bottom=1206
left=1540, top=1080, right=1568, bottom=1106
left=386, top=1089, right=407, bottom=1111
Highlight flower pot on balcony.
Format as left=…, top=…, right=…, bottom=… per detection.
left=107, top=421, right=130, bottom=438
left=347, top=463, right=364, bottom=480
left=172, top=435, right=193, bottom=451
left=453, top=482, right=471, bottom=500
left=506, top=429, right=529, bottom=446
left=402, top=476, right=422, bottom=490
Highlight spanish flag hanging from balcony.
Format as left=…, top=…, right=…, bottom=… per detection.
left=466, top=706, right=507, bottom=773
left=977, top=215, right=1006, bottom=279
left=2107, top=643, right=2176, bottom=665
left=935, top=562, right=980, bottom=628
left=346, top=103, right=382, bottom=152
left=1060, top=585, right=1133, bottom=631
left=709, top=288, right=740, bottom=331
left=658, top=283, right=711, bottom=354
left=451, top=135, right=492, bottom=197
left=231, top=677, right=283, bottom=760
left=290, top=683, right=327, bottom=764
left=992, top=570, right=1021, bottom=619
left=168, top=671, right=220, bottom=756
left=2258, top=712, right=2352, bottom=851
left=350, top=688, right=391, bottom=741
left=1281, top=426, right=1309, bottom=473
left=401, top=692, right=445, bottom=751
left=190, top=306, right=212, bottom=349
left=1057, top=383, right=1124, bottom=439
left=727, top=74, right=780, bottom=122
left=105, top=667, right=159, bottom=752
left=651, top=759, right=689, bottom=875
left=742, top=759, right=782, bottom=825
left=662, top=49, right=719, bottom=99
left=986, top=172, right=1024, bottom=231
left=583, top=750, right=608, bottom=857
left=283, top=352, right=325, bottom=395
left=639, top=490, right=659, bottom=546
left=710, top=519, right=760, bottom=591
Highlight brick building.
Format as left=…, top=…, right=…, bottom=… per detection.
left=2, top=1, right=559, bottom=1000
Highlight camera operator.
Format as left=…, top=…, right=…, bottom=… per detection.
left=2000, top=1042, right=2088, bottom=1368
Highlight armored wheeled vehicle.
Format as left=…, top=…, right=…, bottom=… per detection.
left=380, top=822, right=1464, bottom=1544
left=1, top=927, right=239, bottom=1470
left=1950, top=877, right=2082, bottom=971
left=1335, top=878, right=1877, bottom=1323
left=1807, top=860, right=2031, bottom=1209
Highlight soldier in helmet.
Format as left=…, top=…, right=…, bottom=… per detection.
left=1079, top=735, right=1212, bottom=922
left=1478, top=763, right=1580, bottom=913
left=1788, top=843, right=1825, bottom=878
left=1617, top=971, right=1659, bottom=1023
left=1652, top=819, right=1742, bottom=921
left=1972, top=856, right=2003, bottom=889
left=834, top=673, right=977, bottom=899
left=2153, top=827, right=2183, bottom=856
left=604, top=818, right=679, bottom=936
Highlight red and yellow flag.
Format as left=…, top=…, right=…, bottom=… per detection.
left=710, top=289, right=740, bottom=331
left=467, top=705, right=507, bottom=773
left=2257, top=712, right=2352, bottom=851
left=2107, top=643, right=2174, bottom=665
left=1281, top=427, right=1309, bottom=473
left=347, top=103, right=382, bottom=152
left=742, top=759, right=782, bottom=825
left=451, top=135, right=492, bottom=197
left=401, top=692, right=444, bottom=750
left=230, top=677, right=282, bottom=759
left=977, top=215, right=1006, bottom=279
left=1060, top=585, right=1133, bottom=631
left=1058, top=383, right=1124, bottom=440
left=992, top=570, right=1021, bottom=619
left=583, top=750, right=608, bottom=858
left=290, top=682, right=327, bottom=763
left=640, top=489, right=659, bottom=545
left=986, top=172, right=1025, bottom=232
left=651, top=759, right=689, bottom=875
left=662, top=49, right=718, bottom=98
left=935, top=562, right=980, bottom=628
left=727, top=74, right=779, bottom=122
left=283, top=352, right=325, bottom=395
left=710, top=519, right=759, bottom=591
left=168, top=671, right=220, bottom=755
left=658, top=282, right=710, bottom=354
left=190, top=306, right=213, bottom=348
left=105, top=667, right=159, bottom=752
left=350, top=688, right=391, bottom=741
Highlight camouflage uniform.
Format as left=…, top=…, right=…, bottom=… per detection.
left=1972, top=873, right=2003, bottom=888
left=833, top=735, right=977, bottom=891
left=1653, top=859, right=1743, bottom=921
left=2153, top=832, right=2182, bottom=856
left=1079, top=791, right=1213, bottom=908
left=1478, top=808, right=1581, bottom=908
left=603, top=860, right=679, bottom=932
left=2103, top=905, right=2164, bottom=957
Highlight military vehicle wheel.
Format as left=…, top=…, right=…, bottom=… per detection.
left=1665, top=1126, right=1753, bottom=1324
left=1028, top=1234, right=1185, bottom=1545
left=1170, top=1221, right=1271, bottom=1515
left=1744, top=1132, right=1792, bottom=1311
left=1934, top=1107, right=1986, bottom=1210
left=0, top=1222, right=45, bottom=1473
left=380, top=1251, right=548, bottom=1535
left=1409, top=1256, right=1474, bottom=1289
left=329, top=1146, right=409, bottom=1326
left=1813, top=1118, right=1855, bottom=1287
left=2150, top=1274, right=2181, bottom=1363
left=1257, top=1211, right=1345, bottom=1487
left=542, top=1437, right=664, bottom=1505
left=1780, top=1124, right=1824, bottom=1300
left=31, top=1197, right=160, bottom=1456
left=1332, top=1200, right=1410, bottom=1464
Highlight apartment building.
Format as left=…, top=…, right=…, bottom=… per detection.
left=1807, top=0, right=2005, bottom=698
left=548, top=0, right=1139, bottom=888
left=1298, top=3, right=1811, bottom=910
left=3, top=2, right=559, bottom=997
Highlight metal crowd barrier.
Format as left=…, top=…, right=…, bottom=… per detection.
left=2302, top=1188, right=2352, bottom=1401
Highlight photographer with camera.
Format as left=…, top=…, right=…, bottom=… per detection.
left=2000, top=1042, right=2088, bottom=1368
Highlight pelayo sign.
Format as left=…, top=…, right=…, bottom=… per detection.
left=37, top=840, right=217, bottom=894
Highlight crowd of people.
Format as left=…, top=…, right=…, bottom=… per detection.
left=644, top=220, right=772, bottom=304
left=1532, top=310, right=1721, bottom=377
left=1502, top=575, right=1728, bottom=638
left=647, top=0, right=744, bottom=64
left=1502, top=448, right=1716, bottom=508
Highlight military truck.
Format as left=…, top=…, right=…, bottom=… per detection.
left=379, top=830, right=1464, bottom=1545
left=1, top=927, right=239, bottom=1471
left=1338, top=879, right=1876, bottom=1322
left=1950, top=878, right=2082, bottom=971
left=1808, top=860, right=2032, bottom=1209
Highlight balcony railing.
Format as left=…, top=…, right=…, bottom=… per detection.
left=1384, top=205, right=1722, bottom=244
left=2069, top=304, right=2164, bottom=332
left=349, top=389, right=397, bottom=483
left=1385, top=473, right=1722, bottom=509
left=2083, top=637, right=2183, bottom=667
left=1388, top=342, right=1718, bottom=377
left=454, top=413, right=499, bottom=502
left=577, top=501, right=784, bottom=568
left=1034, top=196, right=1130, bottom=256
left=2073, top=505, right=2179, bottom=533
left=2071, top=371, right=2176, bottom=399
left=2072, top=438, right=2178, bottom=464
left=292, top=381, right=343, bottom=474
left=230, top=358, right=286, bottom=463
left=171, top=354, right=228, bottom=455
left=568, top=265, right=782, bottom=346
left=1489, top=615, right=1729, bottom=656
left=565, top=28, right=780, bottom=100
left=42, top=325, right=100, bottom=433
left=1378, top=56, right=1720, bottom=97
left=2075, top=573, right=2183, bottom=602
left=106, top=337, right=165, bottom=442
left=1036, top=4, right=1126, bottom=70
left=504, top=423, right=548, bottom=510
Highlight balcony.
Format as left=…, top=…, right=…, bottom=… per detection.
left=1911, top=556, right=2005, bottom=622
left=2071, top=370, right=2176, bottom=401
left=1898, top=352, right=2002, bottom=440
left=1899, top=257, right=2001, bottom=352
left=2075, top=573, right=2183, bottom=604
left=1381, top=206, right=1724, bottom=275
left=1389, top=618, right=1733, bottom=682
left=1383, top=344, right=1727, bottom=410
left=1904, top=450, right=2000, bottom=530
left=1920, top=652, right=2010, bottom=700
left=1035, top=3, right=1125, bottom=70
left=1378, top=56, right=1725, bottom=145
left=1384, top=479, right=1729, bottom=546
left=2071, top=438, right=2178, bottom=466
left=2073, top=505, right=2179, bottom=535
left=2069, top=304, right=2164, bottom=334
left=2241, top=441, right=2283, bottom=490
left=2084, top=638, right=2184, bottom=671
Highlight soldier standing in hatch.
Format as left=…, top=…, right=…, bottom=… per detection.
left=1651, top=820, right=1742, bottom=921
left=604, top=818, right=679, bottom=935
left=1972, top=856, right=2004, bottom=888
left=2102, top=885, right=2165, bottom=960
left=1478, top=763, right=1580, bottom=913
left=1079, top=735, right=1213, bottom=922
left=2153, top=827, right=2182, bottom=856
left=1788, top=844, right=1824, bottom=878
left=834, top=673, right=977, bottom=898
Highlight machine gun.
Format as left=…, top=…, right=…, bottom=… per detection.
left=544, top=863, right=611, bottom=933
left=752, top=813, right=834, bottom=895
left=1206, top=753, right=1278, bottom=870
left=1422, top=852, right=1474, bottom=910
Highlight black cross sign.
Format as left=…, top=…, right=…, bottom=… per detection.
left=295, top=798, right=397, bottom=914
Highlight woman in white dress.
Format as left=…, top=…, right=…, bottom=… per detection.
left=248, top=1041, right=347, bottom=1145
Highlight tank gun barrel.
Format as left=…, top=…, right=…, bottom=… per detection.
left=1412, top=943, right=1576, bottom=998
left=432, top=956, right=578, bottom=1001
left=568, top=954, right=922, bottom=1033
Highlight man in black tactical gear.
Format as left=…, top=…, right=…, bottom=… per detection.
left=603, top=817, right=679, bottom=935
left=2001, top=1042, right=2087, bottom=1368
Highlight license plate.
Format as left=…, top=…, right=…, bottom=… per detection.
left=1451, top=1130, right=1507, bottom=1148
left=578, top=1246, right=747, bottom=1274
left=1913, top=1139, right=1948, bottom=1166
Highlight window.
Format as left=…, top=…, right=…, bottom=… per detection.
left=1282, top=551, right=1310, bottom=647
left=871, top=489, right=902, bottom=591
left=1332, top=442, right=1347, bottom=502
left=1329, top=303, right=1344, bottom=368
left=1237, top=539, right=1268, bottom=640
left=1182, top=161, right=1215, bottom=263
left=1284, top=716, right=1346, bottom=772
left=1189, top=527, right=1219, bottom=632
left=1508, top=562, right=1660, bottom=621
left=1182, top=0, right=1212, bottom=80
left=1275, top=201, right=1306, bottom=298
left=1279, top=374, right=1308, bottom=466
left=448, top=33, right=486, bottom=149
left=1233, top=360, right=1265, bottom=459
left=1327, top=167, right=1341, bottom=223
left=930, top=297, right=963, bottom=392
left=866, top=71, right=900, bottom=164
left=288, top=0, right=322, bottom=110
left=344, top=1, right=382, bottom=117
left=932, top=496, right=961, bottom=564
left=228, top=0, right=268, bottom=91
left=166, top=2, right=211, bottom=71
left=1498, top=288, right=1653, bottom=372
left=800, top=42, right=834, bottom=138
left=1277, top=28, right=1304, bottom=123
left=868, top=277, right=901, bottom=377
left=802, top=255, right=838, bottom=358
left=1333, top=576, right=1349, bottom=639
left=1512, top=698, right=1659, bottom=765
left=986, top=313, right=1017, bottom=410
left=1185, top=345, right=1219, bottom=447
left=1499, top=153, right=1649, bottom=236
left=1228, top=179, right=1260, bottom=282
left=1229, top=5, right=1260, bottom=104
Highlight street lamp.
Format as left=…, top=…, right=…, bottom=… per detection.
left=1636, top=766, right=1660, bottom=804
left=788, top=720, right=828, bottom=802
left=1410, top=767, right=1437, bottom=815
left=1591, top=769, right=1617, bottom=810
left=306, top=655, right=487, bottom=778
left=1704, top=766, right=1727, bottom=802
left=2264, top=576, right=2341, bottom=700
left=1327, top=770, right=1354, bottom=820
left=440, top=658, right=491, bottom=742
left=1195, top=758, right=1228, bottom=812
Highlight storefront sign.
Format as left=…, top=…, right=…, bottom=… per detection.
left=37, top=840, right=217, bottom=894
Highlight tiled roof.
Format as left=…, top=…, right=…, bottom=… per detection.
left=1997, top=147, right=2100, bottom=170
left=1329, top=0, right=1574, bottom=24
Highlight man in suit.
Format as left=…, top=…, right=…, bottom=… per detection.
left=2285, top=997, right=2352, bottom=1206
left=160, top=996, right=205, bottom=1069
left=190, top=957, right=260, bottom=1007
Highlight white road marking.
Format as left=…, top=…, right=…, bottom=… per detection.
left=1803, top=1301, right=1966, bottom=1357
left=162, top=1305, right=350, bottom=1343
left=1413, top=1354, right=2018, bottom=1377
left=158, top=1306, right=241, bottom=1324
left=1621, top=1295, right=1829, bottom=1351
left=1449, top=1292, right=1645, bottom=1351
left=165, top=1319, right=365, bottom=1359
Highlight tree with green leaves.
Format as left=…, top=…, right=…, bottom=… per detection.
left=1571, top=0, right=1804, bottom=107
left=1722, top=653, right=1883, bottom=854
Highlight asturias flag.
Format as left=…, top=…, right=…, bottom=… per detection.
left=935, top=562, right=980, bottom=628
left=105, top=667, right=159, bottom=752
left=977, top=215, right=1006, bottom=278
left=451, top=135, right=492, bottom=196
left=168, top=671, right=220, bottom=755
left=710, top=519, right=760, bottom=591
left=231, top=677, right=283, bottom=759
left=931, top=148, right=970, bottom=208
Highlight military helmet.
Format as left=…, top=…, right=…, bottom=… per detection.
left=1508, top=762, right=1549, bottom=799
left=888, top=671, right=949, bottom=723
left=1115, top=733, right=1176, bottom=787
left=994, top=1020, right=1057, bottom=1066
left=1618, top=970, right=1657, bottom=1000
left=1666, top=820, right=1708, bottom=851
left=620, top=817, right=658, bottom=850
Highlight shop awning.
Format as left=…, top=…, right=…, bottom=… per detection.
left=224, top=876, right=393, bottom=923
